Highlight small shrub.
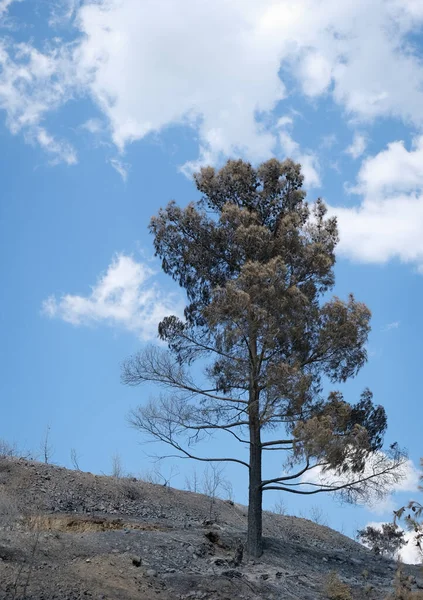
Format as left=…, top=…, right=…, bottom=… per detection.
left=0, top=439, right=18, bottom=458
left=324, top=572, right=353, bottom=600
left=386, top=566, right=423, bottom=599
left=118, top=477, right=142, bottom=501
left=272, top=498, right=287, bottom=516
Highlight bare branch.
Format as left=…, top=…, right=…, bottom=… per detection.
left=122, top=346, right=248, bottom=405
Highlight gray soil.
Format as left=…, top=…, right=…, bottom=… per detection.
left=0, top=457, right=421, bottom=599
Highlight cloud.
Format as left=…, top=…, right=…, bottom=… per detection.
left=42, top=254, right=184, bottom=340
left=109, top=158, right=129, bottom=182
left=383, top=321, right=400, bottom=332
left=0, top=0, right=20, bottom=17
left=80, top=118, right=103, bottom=135
left=345, top=133, right=367, bottom=159
left=0, top=39, right=78, bottom=163
left=35, top=127, right=77, bottom=165
left=0, top=0, right=423, bottom=176
left=330, top=136, right=423, bottom=270
left=320, top=134, right=337, bottom=150
left=0, top=0, right=423, bottom=172
left=277, top=117, right=321, bottom=188
left=73, top=0, right=423, bottom=163
left=400, top=530, right=422, bottom=565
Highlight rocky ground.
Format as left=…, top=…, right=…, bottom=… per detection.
left=0, top=457, right=421, bottom=599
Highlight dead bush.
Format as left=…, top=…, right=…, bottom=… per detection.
left=117, top=477, right=142, bottom=501
left=386, top=566, right=423, bottom=599
left=324, top=572, right=353, bottom=600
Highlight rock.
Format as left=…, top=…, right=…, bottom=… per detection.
left=221, top=570, right=242, bottom=579
left=210, top=558, right=226, bottom=566
left=146, top=569, right=158, bottom=577
left=132, top=556, right=142, bottom=567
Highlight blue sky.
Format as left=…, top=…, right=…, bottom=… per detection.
left=1, top=0, right=423, bottom=559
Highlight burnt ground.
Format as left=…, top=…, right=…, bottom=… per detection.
left=0, top=457, right=421, bottom=599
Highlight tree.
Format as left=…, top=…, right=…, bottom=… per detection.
left=122, top=158, right=405, bottom=557
left=358, top=523, right=406, bottom=557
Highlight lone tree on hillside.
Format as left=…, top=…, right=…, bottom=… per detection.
left=122, top=158, right=405, bottom=557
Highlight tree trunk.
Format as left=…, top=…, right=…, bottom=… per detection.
left=246, top=324, right=263, bottom=557
left=246, top=420, right=263, bottom=557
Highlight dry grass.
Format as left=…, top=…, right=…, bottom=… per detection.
left=24, top=514, right=170, bottom=533
left=0, top=490, right=19, bottom=529
left=324, top=571, right=353, bottom=600
left=385, top=566, right=423, bottom=599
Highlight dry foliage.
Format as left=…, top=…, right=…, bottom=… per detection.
left=385, top=566, right=423, bottom=600
left=324, top=572, right=353, bottom=600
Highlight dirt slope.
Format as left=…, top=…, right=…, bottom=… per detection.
left=0, top=457, right=421, bottom=599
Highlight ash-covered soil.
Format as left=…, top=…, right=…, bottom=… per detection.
left=0, top=457, right=421, bottom=599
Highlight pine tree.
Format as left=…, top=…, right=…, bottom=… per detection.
left=123, top=158, right=405, bottom=557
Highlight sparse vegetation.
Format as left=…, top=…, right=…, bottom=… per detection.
left=0, top=491, right=18, bottom=530
left=70, top=447, right=81, bottom=471
left=272, top=497, right=287, bottom=516
left=0, top=456, right=422, bottom=599
left=385, top=566, right=423, bottom=599
left=309, top=504, right=330, bottom=527
left=111, top=452, right=124, bottom=479
left=39, top=425, right=54, bottom=465
left=324, top=571, right=353, bottom=600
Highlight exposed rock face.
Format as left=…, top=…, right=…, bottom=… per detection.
left=0, top=457, right=420, bottom=599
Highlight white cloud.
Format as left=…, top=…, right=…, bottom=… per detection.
left=0, top=0, right=20, bottom=17
left=0, top=39, right=78, bottom=163
left=109, top=157, right=129, bottom=182
left=330, top=136, right=423, bottom=270
left=400, top=530, right=422, bottom=565
left=80, top=118, right=103, bottom=135
left=42, top=254, right=184, bottom=340
left=345, top=133, right=367, bottom=159
left=74, top=0, right=285, bottom=165
left=320, top=134, right=337, bottom=150
left=72, top=0, right=423, bottom=164
left=1, top=0, right=423, bottom=171
left=277, top=118, right=321, bottom=188
left=276, top=115, right=294, bottom=128
left=48, top=0, right=80, bottom=26
left=35, top=127, right=77, bottom=165
left=383, top=321, right=400, bottom=332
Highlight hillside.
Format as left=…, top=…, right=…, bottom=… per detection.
left=0, top=457, right=421, bottom=599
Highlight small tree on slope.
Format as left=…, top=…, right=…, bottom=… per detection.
left=122, top=158, right=405, bottom=557
left=358, top=523, right=406, bottom=557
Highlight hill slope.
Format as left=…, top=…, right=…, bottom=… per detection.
left=0, top=457, right=421, bottom=599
